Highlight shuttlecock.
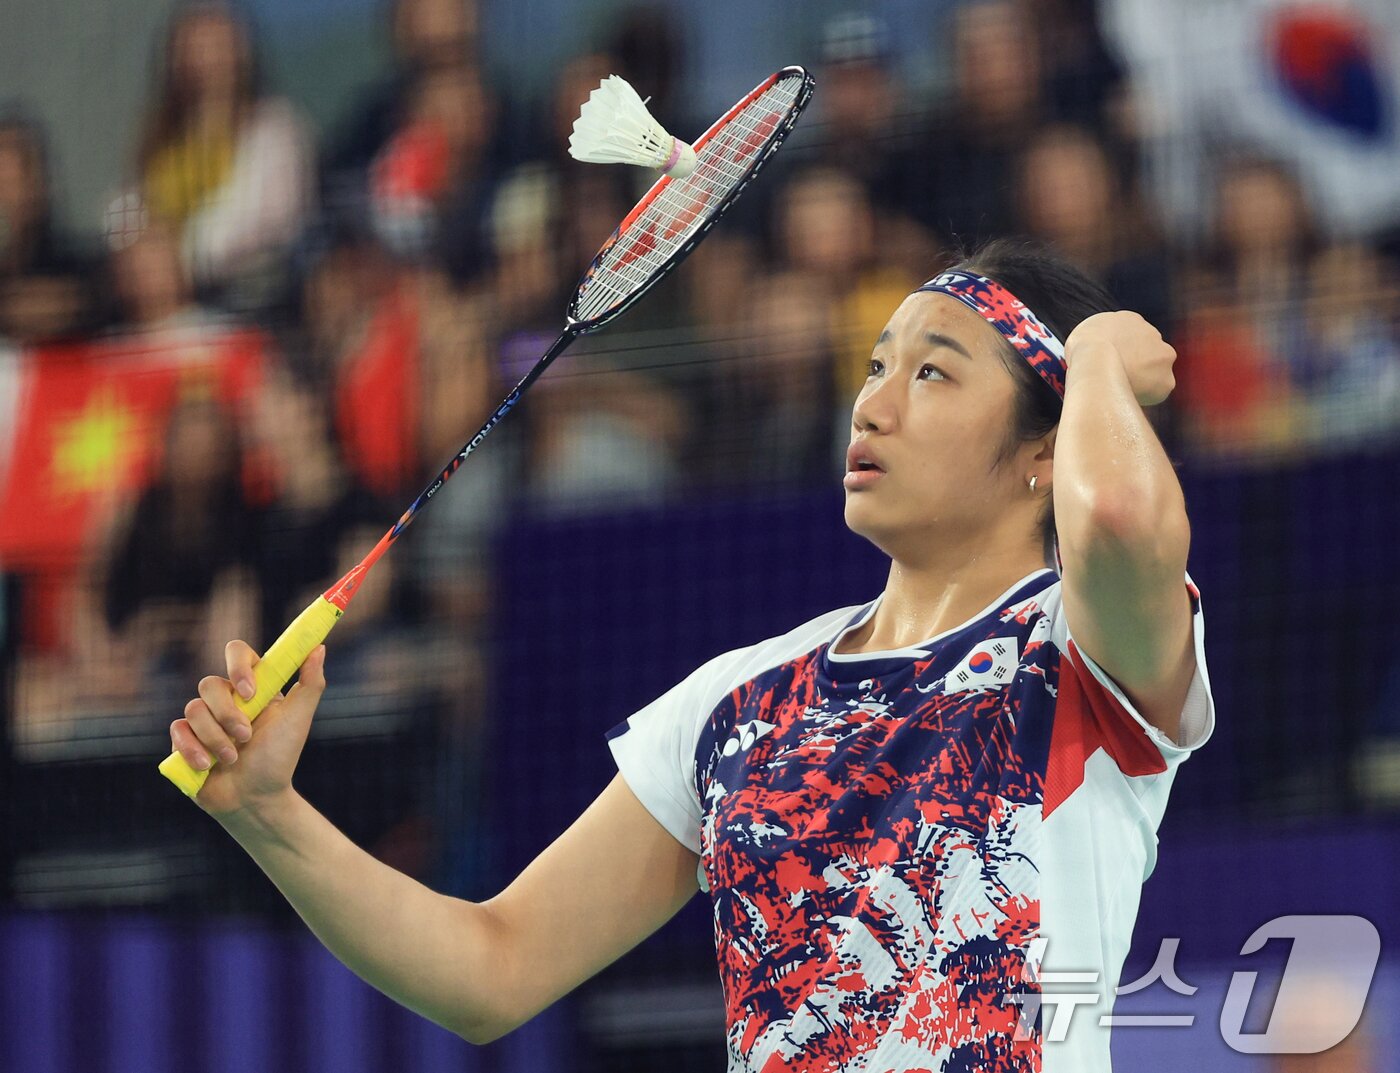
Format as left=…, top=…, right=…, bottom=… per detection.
left=568, top=75, right=697, bottom=179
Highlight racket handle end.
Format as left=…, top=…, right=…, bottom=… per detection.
left=159, top=752, right=209, bottom=798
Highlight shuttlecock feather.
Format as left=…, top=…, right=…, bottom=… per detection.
left=568, top=75, right=697, bottom=178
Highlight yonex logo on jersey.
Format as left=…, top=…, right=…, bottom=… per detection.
left=721, top=718, right=777, bottom=757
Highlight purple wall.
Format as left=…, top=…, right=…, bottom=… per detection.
left=0, top=913, right=569, bottom=1073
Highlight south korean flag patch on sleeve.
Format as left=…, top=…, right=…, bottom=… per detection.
left=944, top=637, right=1021, bottom=693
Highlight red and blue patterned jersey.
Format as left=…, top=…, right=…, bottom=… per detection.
left=607, top=568, right=1214, bottom=1072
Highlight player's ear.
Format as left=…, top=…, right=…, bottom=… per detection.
left=1025, top=428, right=1055, bottom=495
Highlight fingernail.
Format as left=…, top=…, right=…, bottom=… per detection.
left=232, top=724, right=251, bottom=743
left=238, top=678, right=255, bottom=700
left=194, top=753, right=211, bottom=771
left=219, top=747, right=238, bottom=765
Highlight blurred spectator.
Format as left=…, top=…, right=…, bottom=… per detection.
left=1025, top=0, right=1125, bottom=129
left=0, top=113, right=95, bottom=343
left=1171, top=277, right=1280, bottom=458
left=324, top=0, right=480, bottom=178
left=245, top=363, right=390, bottom=648
left=298, top=227, right=384, bottom=379
left=684, top=233, right=760, bottom=346
left=100, top=394, right=259, bottom=680
left=105, top=220, right=210, bottom=333
left=1175, top=158, right=1318, bottom=456
left=895, top=0, right=1045, bottom=243
left=807, top=12, right=943, bottom=288
left=603, top=5, right=691, bottom=138
left=1295, top=242, right=1400, bottom=451
left=532, top=51, right=647, bottom=278
left=716, top=269, right=837, bottom=486
left=518, top=333, right=689, bottom=511
left=406, top=281, right=504, bottom=627
left=298, top=232, right=422, bottom=498
left=812, top=14, right=907, bottom=210
left=487, top=163, right=567, bottom=329
left=1016, top=123, right=1174, bottom=331
left=548, top=52, right=618, bottom=169
left=368, top=60, right=499, bottom=280
left=135, top=2, right=314, bottom=308
left=1211, top=156, right=1320, bottom=317
left=775, top=166, right=913, bottom=411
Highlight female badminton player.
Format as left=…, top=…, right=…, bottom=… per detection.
left=170, top=239, right=1213, bottom=1072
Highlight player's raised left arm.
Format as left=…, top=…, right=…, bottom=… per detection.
left=1052, top=311, right=1196, bottom=741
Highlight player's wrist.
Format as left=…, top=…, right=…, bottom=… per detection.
left=217, top=786, right=305, bottom=844
left=1062, top=337, right=1121, bottom=371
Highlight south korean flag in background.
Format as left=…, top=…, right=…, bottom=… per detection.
left=943, top=637, right=1021, bottom=693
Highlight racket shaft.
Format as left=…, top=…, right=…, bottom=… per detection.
left=158, top=595, right=343, bottom=797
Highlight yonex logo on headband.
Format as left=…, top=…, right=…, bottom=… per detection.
left=916, top=270, right=1067, bottom=398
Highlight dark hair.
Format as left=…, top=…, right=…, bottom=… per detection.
left=948, top=237, right=1116, bottom=561
left=1208, top=154, right=1320, bottom=275
left=0, top=108, right=54, bottom=230
left=0, top=108, right=51, bottom=190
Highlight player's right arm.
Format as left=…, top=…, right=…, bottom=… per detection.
left=170, top=641, right=700, bottom=1045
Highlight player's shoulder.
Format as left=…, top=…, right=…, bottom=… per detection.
left=680, top=604, right=867, bottom=706
left=976, top=568, right=1065, bottom=637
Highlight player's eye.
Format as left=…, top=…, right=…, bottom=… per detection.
left=917, top=363, right=946, bottom=382
left=867, top=357, right=885, bottom=378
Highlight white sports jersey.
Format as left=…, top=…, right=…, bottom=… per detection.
left=607, top=568, right=1215, bottom=1072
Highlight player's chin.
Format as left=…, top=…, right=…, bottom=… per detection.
left=842, top=488, right=891, bottom=538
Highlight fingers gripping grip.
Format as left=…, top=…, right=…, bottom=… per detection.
left=158, top=596, right=343, bottom=798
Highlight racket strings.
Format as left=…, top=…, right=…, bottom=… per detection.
left=540, top=326, right=847, bottom=380
left=574, top=76, right=805, bottom=323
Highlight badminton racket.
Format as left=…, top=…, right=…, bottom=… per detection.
left=159, top=65, right=815, bottom=796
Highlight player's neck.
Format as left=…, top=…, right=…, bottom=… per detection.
left=844, top=543, right=1048, bottom=655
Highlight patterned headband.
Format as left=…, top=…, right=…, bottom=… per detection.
left=915, top=270, right=1067, bottom=398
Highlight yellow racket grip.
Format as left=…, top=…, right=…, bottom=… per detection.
left=158, top=595, right=343, bottom=798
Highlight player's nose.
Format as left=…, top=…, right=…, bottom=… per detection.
left=852, top=376, right=900, bottom=435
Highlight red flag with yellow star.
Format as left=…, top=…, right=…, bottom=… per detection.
left=0, top=328, right=265, bottom=571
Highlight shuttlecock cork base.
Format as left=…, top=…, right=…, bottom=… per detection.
left=569, top=74, right=698, bottom=179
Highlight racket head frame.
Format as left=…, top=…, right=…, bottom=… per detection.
left=566, top=65, right=815, bottom=335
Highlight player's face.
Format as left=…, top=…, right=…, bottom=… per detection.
left=844, top=292, right=1033, bottom=557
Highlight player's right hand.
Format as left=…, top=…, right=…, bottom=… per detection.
left=169, top=641, right=327, bottom=817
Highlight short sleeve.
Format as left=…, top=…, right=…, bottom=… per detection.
left=605, top=607, right=861, bottom=856
left=606, top=678, right=708, bottom=854
left=1048, top=572, right=1216, bottom=763
left=606, top=645, right=760, bottom=855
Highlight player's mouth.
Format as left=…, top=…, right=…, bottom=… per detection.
left=844, top=443, right=886, bottom=490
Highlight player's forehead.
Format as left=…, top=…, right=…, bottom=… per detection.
left=874, top=291, right=1003, bottom=361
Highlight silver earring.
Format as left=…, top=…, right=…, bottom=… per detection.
left=1028, top=476, right=1038, bottom=493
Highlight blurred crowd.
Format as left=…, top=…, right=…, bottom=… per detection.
left=3, top=0, right=1400, bottom=881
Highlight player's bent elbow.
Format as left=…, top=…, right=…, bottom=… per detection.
left=445, top=993, right=518, bottom=1045
left=445, top=900, right=542, bottom=1046
left=456, top=982, right=539, bottom=1045
left=1064, top=485, right=1188, bottom=565
left=456, top=1005, right=549, bottom=1047
left=456, top=1016, right=510, bottom=1047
